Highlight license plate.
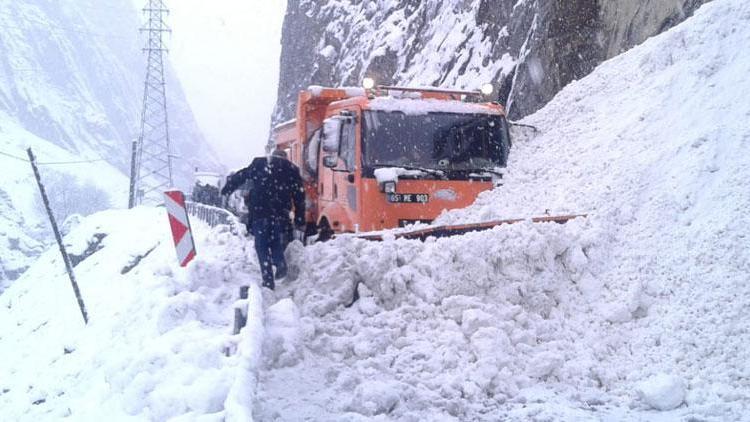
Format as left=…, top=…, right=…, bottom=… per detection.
left=387, top=193, right=429, bottom=204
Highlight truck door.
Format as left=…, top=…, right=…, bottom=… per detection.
left=319, top=111, right=360, bottom=231
left=336, top=114, right=358, bottom=214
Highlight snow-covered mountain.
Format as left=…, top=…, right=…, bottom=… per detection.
left=0, top=0, right=220, bottom=288
left=1, top=0, right=747, bottom=420
left=273, top=0, right=710, bottom=123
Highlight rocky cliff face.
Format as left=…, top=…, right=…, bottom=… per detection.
left=273, top=0, right=710, bottom=123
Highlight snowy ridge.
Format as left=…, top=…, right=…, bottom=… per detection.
left=0, top=209, right=263, bottom=420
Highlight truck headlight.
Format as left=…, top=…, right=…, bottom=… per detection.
left=383, top=181, right=396, bottom=193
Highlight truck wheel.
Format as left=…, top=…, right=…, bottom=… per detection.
left=304, top=222, right=317, bottom=239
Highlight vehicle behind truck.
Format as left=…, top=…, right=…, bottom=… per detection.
left=272, top=83, right=511, bottom=239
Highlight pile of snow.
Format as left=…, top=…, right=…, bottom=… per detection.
left=0, top=208, right=264, bottom=420
left=256, top=1, right=750, bottom=420
left=257, top=222, right=606, bottom=420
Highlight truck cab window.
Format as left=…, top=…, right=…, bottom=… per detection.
left=362, top=111, right=510, bottom=171
left=340, top=119, right=357, bottom=172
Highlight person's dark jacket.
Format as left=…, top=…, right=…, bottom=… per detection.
left=222, top=156, right=306, bottom=227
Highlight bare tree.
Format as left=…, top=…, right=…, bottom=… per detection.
left=34, top=170, right=111, bottom=224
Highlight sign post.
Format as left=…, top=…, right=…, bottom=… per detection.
left=163, top=190, right=197, bottom=267
left=27, top=148, right=89, bottom=324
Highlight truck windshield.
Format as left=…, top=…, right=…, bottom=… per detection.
left=362, top=110, right=510, bottom=172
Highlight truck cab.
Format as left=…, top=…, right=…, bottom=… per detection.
left=273, top=85, right=511, bottom=238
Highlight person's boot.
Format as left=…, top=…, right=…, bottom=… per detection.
left=262, top=280, right=275, bottom=290
left=274, top=264, right=288, bottom=281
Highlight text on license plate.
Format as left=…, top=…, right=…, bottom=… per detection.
left=387, top=193, right=429, bottom=203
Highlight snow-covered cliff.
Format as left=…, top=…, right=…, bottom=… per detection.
left=0, top=0, right=220, bottom=288
left=273, top=0, right=710, bottom=123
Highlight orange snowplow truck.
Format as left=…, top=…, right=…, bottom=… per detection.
left=272, top=84, right=511, bottom=240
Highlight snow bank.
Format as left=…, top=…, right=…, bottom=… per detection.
left=0, top=207, right=265, bottom=421
left=256, top=1, right=750, bottom=420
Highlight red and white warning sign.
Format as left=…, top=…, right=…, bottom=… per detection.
left=164, top=190, right=196, bottom=267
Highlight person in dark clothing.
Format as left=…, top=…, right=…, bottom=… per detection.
left=221, top=149, right=305, bottom=290
left=242, top=189, right=253, bottom=235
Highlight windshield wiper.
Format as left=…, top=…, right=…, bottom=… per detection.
left=371, top=163, right=448, bottom=180
left=446, top=164, right=504, bottom=179
left=474, top=168, right=504, bottom=178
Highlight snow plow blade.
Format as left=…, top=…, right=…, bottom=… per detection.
left=359, top=214, right=587, bottom=242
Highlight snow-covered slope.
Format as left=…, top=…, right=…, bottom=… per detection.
left=0, top=116, right=129, bottom=292
left=1, top=0, right=747, bottom=421
left=0, top=208, right=264, bottom=420
left=0, top=0, right=216, bottom=178
left=0, top=0, right=220, bottom=286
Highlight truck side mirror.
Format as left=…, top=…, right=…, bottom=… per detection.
left=323, top=155, right=338, bottom=168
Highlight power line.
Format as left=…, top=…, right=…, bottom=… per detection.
left=0, top=10, right=138, bottom=41
left=0, top=150, right=28, bottom=162
left=0, top=149, right=107, bottom=166
left=38, top=158, right=108, bottom=165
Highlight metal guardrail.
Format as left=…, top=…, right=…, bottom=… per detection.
left=358, top=214, right=587, bottom=241
left=509, top=122, right=540, bottom=145
left=185, top=201, right=237, bottom=228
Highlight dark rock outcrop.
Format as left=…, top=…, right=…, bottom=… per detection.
left=273, top=0, right=710, bottom=123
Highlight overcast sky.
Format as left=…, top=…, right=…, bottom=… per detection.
left=159, top=0, right=287, bottom=170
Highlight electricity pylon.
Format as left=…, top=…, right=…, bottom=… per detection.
left=129, top=0, right=173, bottom=207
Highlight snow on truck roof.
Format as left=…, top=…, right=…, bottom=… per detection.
left=308, top=85, right=366, bottom=98
left=367, top=97, right=501, bottom=115
left=273, top=118, right=296, bottom=130
left=305, top=85, right=502, bottom=116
